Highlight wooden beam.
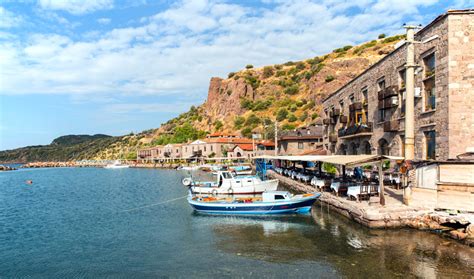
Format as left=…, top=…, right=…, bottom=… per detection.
left=379, top=161, right=385, bottom=206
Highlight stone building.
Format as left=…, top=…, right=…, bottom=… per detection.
left=322, top=10, right=474, bottom=161
left=278, top=123, right=324, bottom=155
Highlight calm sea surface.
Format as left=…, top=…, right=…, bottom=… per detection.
left=0, top=168, right=473, bottom=278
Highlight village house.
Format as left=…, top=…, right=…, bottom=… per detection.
left=321, top=10, right=474, bottom=161
left=277, top=123, right=325, bottom=155
left=228, top=140, right=276, bottom=158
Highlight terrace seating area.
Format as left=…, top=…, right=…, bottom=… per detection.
left=273, top=164, right=401, bottom=202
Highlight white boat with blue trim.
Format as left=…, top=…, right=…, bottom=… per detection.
left=182, top=170, right=278, bottom=195
left=187, top=191, right=320, bottom=214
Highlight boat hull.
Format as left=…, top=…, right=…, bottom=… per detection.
left=190, top=179, right=279, bottom=195
left=188, top=194, right=319, bottom=215
left=104, top=165, right=129, bottom=169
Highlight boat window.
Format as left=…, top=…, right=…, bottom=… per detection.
left=222, top=172, right=233, bottom=179
left=274, top=195, right=285, bottom=200
left=235, top=181, right=241, bottom=183
left=247, top=180, right=252, bottom=183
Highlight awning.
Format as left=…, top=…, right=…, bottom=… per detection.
left=254, top=155, right=404, bottom=167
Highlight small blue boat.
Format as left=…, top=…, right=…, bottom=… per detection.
left=187, top=191, right=320, bottom=215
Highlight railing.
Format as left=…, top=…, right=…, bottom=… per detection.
left=337, top=122, right=373, bottom=138
left=383, top=120, right=399, bottom=132
left=349, top=102, right=363, bottom=111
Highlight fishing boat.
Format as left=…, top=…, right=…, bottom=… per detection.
left=182, top=170, right=278, bottom=195
left=187, top=191, right=320, bottom=214
left=104, top=160, right=129, bottom=169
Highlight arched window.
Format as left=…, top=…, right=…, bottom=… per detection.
left=378, top=138, right=389, bottom=155
left=339, top=144, right=347, bottom=155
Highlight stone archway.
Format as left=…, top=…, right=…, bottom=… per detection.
left=339, top=144, right=347, bottom=155
left=378, top=138, right=390, bottom=155
left=361, top=141, right=371, bottom=155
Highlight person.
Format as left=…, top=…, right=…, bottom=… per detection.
left=354, top=167, right=363, bottom=180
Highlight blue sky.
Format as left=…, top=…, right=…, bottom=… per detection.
left=0, top=0, right=472, bottom=150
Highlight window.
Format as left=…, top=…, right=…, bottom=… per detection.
left=274, top=195, right=285, bottom=200
left=356, top=112, right=363, bottom=124
left=362, top=88, right=368, bottom=103
left=298, top=142, right=303, bottom=149
left=377, top=78, right=386, bottom=92
left=379, top=109, right=386, bottom=122
left=424, top=52, right=435, bottom=77
left=211, top=145, right=213, bottom=151
left=425, top=131, right=436, bottom=160
left=339, top=100, right=344, bottom=111
left=349, top=94, right=355, bottom=103
left=424, top=78, right=436, bottom=111
left=176, top=149, right=179, bottom=153
left=399, top=69, right=406, bottom=89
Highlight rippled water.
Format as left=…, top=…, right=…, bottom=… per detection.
left=0, top=168, right=472, bottom=278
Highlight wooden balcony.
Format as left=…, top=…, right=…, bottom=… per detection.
left=340, top=115, right=348, bottom=123
left=338, top=122, right=373, bottom=139
left=383, top=120, right=399, bottom=132
left=378, top=86, right=399, bottom=100
left=349, top=102, right=363, bottom=111
left=323, top=118, right=331, bottom=125
left=378, top=96, right=398, bottom=110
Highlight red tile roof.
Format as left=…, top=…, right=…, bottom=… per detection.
left=234, top=143, right=254, bottom=151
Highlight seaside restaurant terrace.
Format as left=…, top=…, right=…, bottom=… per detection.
left=258, top=154, right=405, bottom=206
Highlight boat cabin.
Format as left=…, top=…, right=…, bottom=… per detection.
left=262, top=191, right=291, bottom=202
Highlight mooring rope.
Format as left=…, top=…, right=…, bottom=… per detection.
left=120, top=195, right=188, bottom=212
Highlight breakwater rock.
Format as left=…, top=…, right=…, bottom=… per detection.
left=22, top=162, right=76, bottom=168
left=0, top=165, right=17, bottom=171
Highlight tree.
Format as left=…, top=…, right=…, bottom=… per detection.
left=263, top=66, right=274, bottom=78
left=325, top=75, right=335, bottom=82
left=276, top=108, right=288, bottom=121
left=228, top=72, right=235, bottom=78
left=214, top=120, right=223, bottom=130
left=241, top=127, right=253, bottom=138
left=378, top=33, right=386, bottom=39
left=288, top=114, right=297, bottom=122
left=234, top=116, right=245, bottom=128
left=245, top=64, right=254, bottom=69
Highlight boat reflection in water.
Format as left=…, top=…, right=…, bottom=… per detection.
left=192, top=204, right=474, bottom=278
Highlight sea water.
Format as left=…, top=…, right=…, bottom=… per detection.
left=0, top=168, right=472, bottom=278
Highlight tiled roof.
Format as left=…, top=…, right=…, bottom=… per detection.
left=234, top=143, right=254, bottom=151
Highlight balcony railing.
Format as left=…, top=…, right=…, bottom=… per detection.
left=378, top=96, right=398, bottom=110
left=337, top=122, right=373, bottom=138
left=349, top=102, right=363, bottom=111
left=383, top=120, right=399, bottom=132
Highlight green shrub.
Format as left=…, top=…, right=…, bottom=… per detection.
left=197, top=115, right=203, bottom=122
left=284, top=84, right=299, bottom=95
left=245, top=114, right=260, bottom=126
left=234, top=116, right=245, bottom=128
left=226, top=89, right=232, bottom=96
left=252, top=99, right=272, bottom=111
left=288, top=114, right=297, bottom=122
left=281, top=123, right=296, bottom=130
left=284, top=61, right=295, bottom=66
left=343, top=45, right=352, bottom=51
left=325, top=75, right=335, bottom=82
left=303, top=100, right=315, bottom=110
left=295, top=62, right=305, bottom=71
left=299, top=111, right=308, bottom=121
left=240, top=98, right=254, bottom=110
left=274, top=64, right=282, bottom=70
left=311, top=63, right=325, bottom=74
left=378, top=33, right=386, bottom=39
left=289, top=104, right=297, bottom=112
left=245, top=64, right=254, bottom=69
left=228, top=72, right=235, bottom=78
left=276, top=108, right=288, bottom=121
left=214, top=120, right=223, bottom=130
left=382, top=34, right=405, bottom=44
left=307, top=57, right=321, bottom=65
left=323, top=163, right=337, bottom=174
left=276, top=70, right=286, bottom=77
left=263, top=66, right=274, bottom=78
left=304, top=71, right=312, bottom=80
left=311, top=113, right=318, bottom=120
left=241, top=127, right=253, bottom=138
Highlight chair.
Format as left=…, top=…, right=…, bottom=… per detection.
left=358, top=183, right=370, bottom=202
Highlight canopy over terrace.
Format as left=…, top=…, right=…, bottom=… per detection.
left=256, top=154, right=405, bottom=206
left=255, top=155, right=404, bottom=167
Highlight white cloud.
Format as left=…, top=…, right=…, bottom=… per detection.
left=102, top=102, right=194, bottom=114
left=1, top=0, right=440, bottom=100
left=97, top=17, right=111, bottom=24
left=38, top=0, right=113, bottom=15
left=0, top=6, right=23, bottom=28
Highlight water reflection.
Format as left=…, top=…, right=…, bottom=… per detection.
left=193, top=205, right=474, bottom=278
